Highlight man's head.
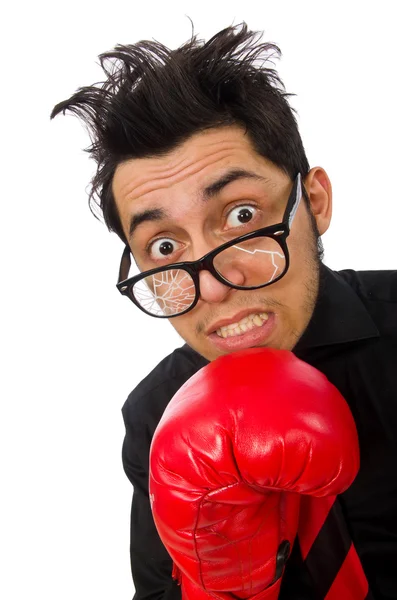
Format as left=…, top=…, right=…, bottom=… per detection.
left=52, top=23, right=332, bottom=361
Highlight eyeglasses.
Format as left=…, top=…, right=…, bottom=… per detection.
left=117, top=173, right=305, bottom=318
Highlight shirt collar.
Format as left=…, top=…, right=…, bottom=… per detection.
left=294, top=263, right=379, bottom=354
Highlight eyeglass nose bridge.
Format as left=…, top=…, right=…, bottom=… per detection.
left=184, top=250, right=224, bottom=279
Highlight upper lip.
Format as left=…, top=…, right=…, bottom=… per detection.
left=206, top=308, right=271, bottom=335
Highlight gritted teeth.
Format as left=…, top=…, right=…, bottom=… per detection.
left=215, top=312, right=269, bottom=338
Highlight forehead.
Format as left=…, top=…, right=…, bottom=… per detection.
left=113, top=126, right=265, bottom=195
left=112, top=126, right=284, bottom=238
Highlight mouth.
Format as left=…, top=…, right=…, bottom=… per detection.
left=213, top=311, right=269, bottom=338
left=207, top=310, right=276, bottom=351
left=208, top=309, right=270, bottom=337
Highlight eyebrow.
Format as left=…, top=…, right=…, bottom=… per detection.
left=127, top=168, right=268, bottom=241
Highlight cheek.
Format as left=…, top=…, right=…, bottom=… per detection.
left=287, top=214, right=317, bottom=268
left=170, top=314, right=195, bottom=341
left=275, top=223, right=319, bottom=305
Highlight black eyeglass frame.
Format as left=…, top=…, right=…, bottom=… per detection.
left=117, top=174, right=307, bottom=318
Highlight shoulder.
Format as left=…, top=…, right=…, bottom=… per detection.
left=122, top=343, right=209, bottom=433
left=336, top=268, right=397, bottom=336
left=336, top=268, right=397, bottom=303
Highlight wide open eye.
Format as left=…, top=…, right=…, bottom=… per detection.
left=149, top=238, right=182, bottom=261
left=226, top=205, right=258, bottom=228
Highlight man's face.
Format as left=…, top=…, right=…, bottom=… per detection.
left=113, top=126, right=331, bottom=361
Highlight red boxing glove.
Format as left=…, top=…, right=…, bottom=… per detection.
left=149, top=348, right=360, bottom=599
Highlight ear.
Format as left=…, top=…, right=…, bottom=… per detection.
left=303, top=167, right=332, bottom=235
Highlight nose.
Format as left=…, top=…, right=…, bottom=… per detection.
left=198, top=271, right=231, bottom=304
left=198, top=267, right=245, bottom=304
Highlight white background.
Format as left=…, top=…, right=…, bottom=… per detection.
left=1, top=1, right=396, bottom=598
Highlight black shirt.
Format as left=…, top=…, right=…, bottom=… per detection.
left=121, top=264, right=397, bottom=599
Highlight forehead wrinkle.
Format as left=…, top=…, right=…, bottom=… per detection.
left=119, top=143, right=253, bottom=204
left=116, top=153, right=189, bottom=203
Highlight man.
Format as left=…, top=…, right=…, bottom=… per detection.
left=51, top=24, right=397, bottom=599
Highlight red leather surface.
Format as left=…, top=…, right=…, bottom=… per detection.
left=180, top=572, right=282, bottom=599
left=149, top=348, right=360, bottom=599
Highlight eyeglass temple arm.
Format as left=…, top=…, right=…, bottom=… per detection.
left=283, top=173, right=306, bottom=230
left=118, top=245, right=132, bottom=284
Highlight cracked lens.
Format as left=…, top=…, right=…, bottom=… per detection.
left=133, top=236, right=285, bottom=317
left=134, top=269, right=196, bottom=317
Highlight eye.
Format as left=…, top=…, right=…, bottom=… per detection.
left=226, top=205, right=257, bottom=228
left=149, top=238, right=181, bottom=261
